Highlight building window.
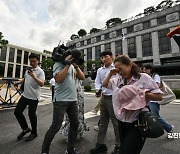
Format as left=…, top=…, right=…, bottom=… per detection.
left=115, top=40, right=123, bottom=56
left=80, top=41, right=84, bottom=46
left=87, top=48, right=92, bottom=61
left=24, top=51, right=29, bottom=65
left=127, top=37, right=136, bottom=58
left=105, top=33, right=110, bottom=40
left=96, top=36, right=101, bottom=42
left=0, top=47, right=7, bottom=61
left=16, top=49, right=22, bottom=64
left=127, top=26, right=134, bottom=34
left=42, top=55, right=46, bottom=60
left=158, top=29, right=171, bottom=54
left=87, top=39, right=91, bottom=45
left=7, top=64, right=13, bottom=77
left=80, top=49, right=84, bottom=58
left=37, top=54, right=40, bottom=61
left=95, top=45, right=101, bottom=59
left=15, top=65, right=21, bottom=78
left=143, top=21, right=151, bottom=29
left=9, top=48, right=15, bottom=62
left=105, top=43, right=111, bottom=52
left=142, top=33, right=152, bottom=57
left=116, top=29, right=122, bottom=37
left=157, top=16, right=166, bottom=25
left=0, top=62, right=5, bottom=77
left=23, top=66, right=27, bottom=76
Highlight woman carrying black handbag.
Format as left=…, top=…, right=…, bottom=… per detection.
left=102, top=55, right=163, bottom=154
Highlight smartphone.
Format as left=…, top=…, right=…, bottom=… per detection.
left=27, top=67, right=33, bottom=73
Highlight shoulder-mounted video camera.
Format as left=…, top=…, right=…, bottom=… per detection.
left=52, top=44, right=84, bottom=65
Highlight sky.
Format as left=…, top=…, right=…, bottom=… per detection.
left=0, top=0, right=160, bottom=52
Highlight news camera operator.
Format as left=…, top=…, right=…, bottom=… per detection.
left=14, top=53, right=45, bottom=142
left=41, top=45, right=85, bottom=154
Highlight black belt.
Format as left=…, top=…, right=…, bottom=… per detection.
left=102, top=94, right=112, bottom=98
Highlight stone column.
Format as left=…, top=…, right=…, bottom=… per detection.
left=4, top=46, right=10, bottom=77
left=152, top=31, right=161, bottom=65
left=111, top=42, right=116, bottom=57
left=92, top=47, right=95, bottom=60
left=12, top=48, right=17, bottom=78
left=122, top=39, right=128, bottom=55
left=136, top=35, right=143, bottom=59
left=101, top=44, right=105, bottom=52
left=20, top=50, right=24, bottom=78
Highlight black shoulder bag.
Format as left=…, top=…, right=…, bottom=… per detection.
left=137, top=109, right=164, bottom=138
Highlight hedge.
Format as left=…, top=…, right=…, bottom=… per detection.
left=172, top=89, right=180, bottom=99
left=84, top=85, right=92, bottom=92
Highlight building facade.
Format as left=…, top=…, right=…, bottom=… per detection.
left=67, top=5, right=180, bottom=74
left=0, top=44, right=51, bottom=78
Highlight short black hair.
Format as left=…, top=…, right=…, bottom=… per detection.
left=29, top=53, right=40, bottom=60
left=143, top=64, right=153, bottom=70
left=100, top=51, right=113, bottom=57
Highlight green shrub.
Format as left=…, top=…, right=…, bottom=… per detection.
left=44, top=80, right=49, bottom=86
left=172, top=89, right=180, bottom=99
left=84, top=85, right=92, bottom=92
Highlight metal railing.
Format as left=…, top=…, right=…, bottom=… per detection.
left=0, top=78, right=22, bottom=109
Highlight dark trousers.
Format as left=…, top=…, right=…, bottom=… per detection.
left=118, top=120, right=146, bottom=154
left=51, top=86, right=55, bottom=100
left=14, top=96, right=38, bottom=134
left=42, top=101, right=79, bottom=153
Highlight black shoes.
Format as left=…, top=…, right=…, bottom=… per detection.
left=65, top=148, right=79, bottom=154
left=90, top=143, right=108, bottom=154
left=17, top=128, right=31, bottom=139
left=111, top=145, right=120, bottom=154
left=25, top=133, right=37, bottom=142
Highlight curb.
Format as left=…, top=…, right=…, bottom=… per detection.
left=173, top=99, right=180, bottom=103
left=84, top=92, right=95, bottom=95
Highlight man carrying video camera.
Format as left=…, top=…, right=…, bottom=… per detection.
left=41, top=46, right=85, bottom=154
left=14, top=53, right=45, bottom=142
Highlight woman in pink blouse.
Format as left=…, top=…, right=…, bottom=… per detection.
left=102, top=55, right=163, bottom=154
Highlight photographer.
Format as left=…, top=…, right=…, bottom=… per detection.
left=42, top=51, right=85, bottom=154
left=14, top=53, right=45, bottom=142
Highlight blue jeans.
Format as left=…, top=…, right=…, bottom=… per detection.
left=42, top=101, right=79, bottom=153
left=149, top=102, right=172, bottom=133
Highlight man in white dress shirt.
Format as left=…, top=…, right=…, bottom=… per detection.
left=90, top=51, right=120, bottom=154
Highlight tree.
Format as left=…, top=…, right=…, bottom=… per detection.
left=106, top=18, right=122, bottom=28
left=78, top=29, right=87, bottom=37
left=86, top=59, right=101, bottom=79
left=41, top=57, right=55, bottom=80
left=144, top=6, right=156, bottom=16
left=41, top=57, right=55, bottom=71
left=90, top=28, right=101, bottom=34
left=86, top=59, right=101, bottom=71
left=70, top=34, right=79, bottom=40
left=156, top=0, right=173, bottom=11
left=0, top=32, right=8, bottom=48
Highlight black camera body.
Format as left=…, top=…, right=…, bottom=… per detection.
left=52, top=44, right=84, bottom=65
